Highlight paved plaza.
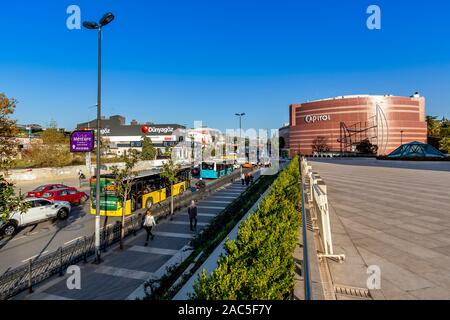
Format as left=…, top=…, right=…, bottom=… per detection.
left=310, top=158, right=450, bottom=300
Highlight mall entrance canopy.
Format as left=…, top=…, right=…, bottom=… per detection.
left=387, top=141, right=445, bottom=159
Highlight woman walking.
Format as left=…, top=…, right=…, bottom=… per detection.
left=143, top=209, right=156, bottom=246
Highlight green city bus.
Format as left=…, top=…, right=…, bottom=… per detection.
left=90, top=167, right=191, bottom=217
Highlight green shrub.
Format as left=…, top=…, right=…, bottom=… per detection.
left=192, top=157, right=301, bottom=300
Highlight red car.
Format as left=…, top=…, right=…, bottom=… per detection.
left=27, top=184, right=69, bottom=198
left=40, top=187, right=88, bottom=205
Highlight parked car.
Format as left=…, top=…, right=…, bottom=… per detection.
left=26, top=184, right=69, bottom=198
left=1, top=198, right=72, bottom=237
left=41, top=187, right=88, bottom=205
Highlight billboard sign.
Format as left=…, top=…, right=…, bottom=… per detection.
left=70, top=130, right=94, bottom=152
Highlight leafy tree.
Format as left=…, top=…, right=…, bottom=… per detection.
left=0, top=176, right=30, bottom=222
left=26, top=120, right=71, bottom=167
left=0, top=93, right=29, bottom=222
left=355, top=138, right=378, bottom=155
left=141, top=136, right=157, bottom=160
left=111, top=149, right=140, bottom=249
left=164, top=146, right=172, bottom=157
left=439, top=137, right=450, bottom=154
left=426, top=116, right=441, bottom=137
left=0, top=93, right=19, bottom=172
left=311, top=136, right=330, bottom=153
left=426, top=116, right=441, bottom=149
left=160, top=158, right=180, bottom=219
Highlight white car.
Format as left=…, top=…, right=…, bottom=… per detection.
left=0, top=198, right=71, bottom=237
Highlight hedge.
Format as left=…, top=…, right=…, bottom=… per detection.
left=191, top=157, right=301, bottom=300
left=143, top=173, right=277, bottom=300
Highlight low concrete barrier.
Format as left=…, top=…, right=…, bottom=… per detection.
left=7, top=160, right=167, bottom=183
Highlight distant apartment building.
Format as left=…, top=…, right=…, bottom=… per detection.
left=288, top=93, right=428, bottom=156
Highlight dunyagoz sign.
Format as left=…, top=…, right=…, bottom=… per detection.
left=70, top=130, right=94, bottom=152
left=304, top=114, right=331, bottom=123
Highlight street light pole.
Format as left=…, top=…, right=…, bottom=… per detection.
left=235, top=113, right=245, bottom=162
left=83, top=12, right=115, bottom=264
left=94, top=27, right=102, bottom=263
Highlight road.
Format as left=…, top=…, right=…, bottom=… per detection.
left=309, top=158, right=450, bottom=299
left=0, top=175, right=209, bottom=275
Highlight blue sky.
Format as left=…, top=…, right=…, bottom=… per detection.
left=1, top=0, right=450, bottom=131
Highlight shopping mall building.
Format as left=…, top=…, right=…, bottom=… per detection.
left=287, top=93, right=428, bottom=156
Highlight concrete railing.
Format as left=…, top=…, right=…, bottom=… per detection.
left=301, top=158, right=345, bottom=262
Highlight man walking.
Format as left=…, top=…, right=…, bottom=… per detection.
left=245, top=173, right=250, bottom=186
left=188, top=200, right=198, bottom=232
left=143, top=209, right=156, bottom=246
left=240, top=172, right=245, bottom=185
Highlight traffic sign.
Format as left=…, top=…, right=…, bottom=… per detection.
left=70, top=130, right=94, bottom=152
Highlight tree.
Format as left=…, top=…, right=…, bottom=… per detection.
left=111, top=149, right=140, bottom=249
left=0, top=93, right=29, bottom=222
left=26, top=120, right=71, bottom=167
left=439, top=137, right=450, bottom=154
left=426, top=116, right=441, bottom=149
left=0, top=176, right=30, bottom=222
left=355, top=139, right=378, bottom=155
left=141, top=136, right=157, bottom=160
left=426, top=116, right=441, bottom=137
left=164, top=146, right=172, bottom=157
left=0, top=93, right=19, bottom=172
left=160, top=158, right=180, bottom=220
left=311, top=136, right=330, bottom=153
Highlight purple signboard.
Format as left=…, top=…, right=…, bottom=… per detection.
left=70, top=130, right=94, bottom=152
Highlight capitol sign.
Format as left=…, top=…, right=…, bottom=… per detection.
left=304, top=114, right=331, bottom=123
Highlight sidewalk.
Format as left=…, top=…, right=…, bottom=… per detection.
left=310, top=159, right=450, bottom=300
left=14, top=181, right=248, bottom=300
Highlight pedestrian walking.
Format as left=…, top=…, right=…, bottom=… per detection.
left=249, top=173, right=254, bottom=184
left=188, top=200, right=198, bottom=231
left=240, top=172, right=245, bottom=185
left=143, top=209, right=156, bottom=246
left=78, top=170, right=86, bottom=187
left=245, top=173, right=250, bottom=186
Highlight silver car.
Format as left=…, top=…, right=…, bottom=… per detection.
left=1, top=198, right=71, bottom=237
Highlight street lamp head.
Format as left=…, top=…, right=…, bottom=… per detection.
left=83, top=21, right=99, bottom=29
left=235, top=113, right=245, bottom=117
left=99, top=12, right=115, bottom=27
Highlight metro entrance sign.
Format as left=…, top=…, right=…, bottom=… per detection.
left=70, top=130, right=95, bottom=152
